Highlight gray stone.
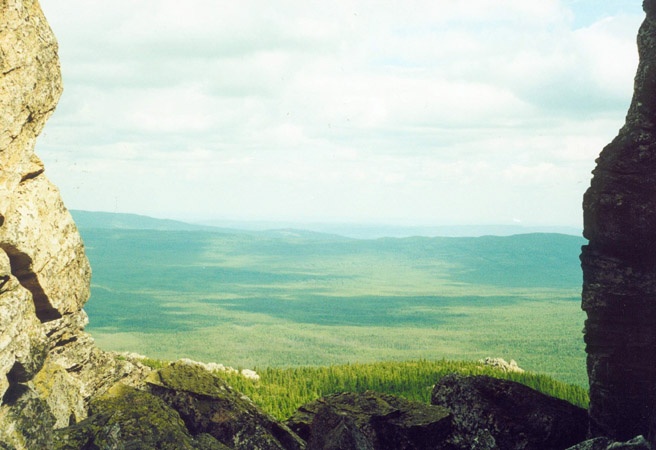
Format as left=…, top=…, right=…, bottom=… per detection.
left=0, top=384, right=56, bottom=449
left=431, top=374, right=587, bottom=450
left=566, top=435, right=652, bottom=450
left=287, top=390, right=452, bottom=450
left=147, top=362, right=306, bottom=450
left=0, top=1, right=148, bottom=446
left=52, top=384, right=202, bottom=450
left=581, top=1, right=656, bottom=443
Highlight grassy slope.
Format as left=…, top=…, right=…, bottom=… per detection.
left=79, top=227, right=587, bottom=386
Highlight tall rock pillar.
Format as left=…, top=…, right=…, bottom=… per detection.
left=582, top=0, right=656, bottom=442
left=0, top=1, right=143, bottom=447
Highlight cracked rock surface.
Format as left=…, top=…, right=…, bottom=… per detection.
left=0, top=1, right=143, bottom=447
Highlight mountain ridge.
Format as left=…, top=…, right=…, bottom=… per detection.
left=72, top=209, right=582, bottom=239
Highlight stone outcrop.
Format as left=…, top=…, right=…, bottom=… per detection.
left=146, top=362, right=305, bottom=450
left=431, top=374, right=588, bottom=450
left=478, top=357, right=524, bottom=373
left=566, top=435, right=652, bottom=450
left=49, top=369, right=600, bottom=450
left=53, top=384, right=217, bottom=450
left=581, top=0, right=656, bottom=443
left=286, top=390, right=452, bottom=450
left=0, top=1, right=144, bottom=447
left=53, top=362, right=305, bottom=450
left=282, top=376, right=590, bottom=450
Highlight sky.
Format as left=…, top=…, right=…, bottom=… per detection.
left=36, top=0, right=645, bottom=228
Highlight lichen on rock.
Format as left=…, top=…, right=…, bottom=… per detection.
left=53, top=384, right=206, bottom=450
left=147, top=362, right=305, bottom=450
left=0, top=1, right=144, bottom=448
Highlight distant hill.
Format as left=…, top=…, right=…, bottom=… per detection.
left=72, top=210, right=582, bottom=239
left=70, top=210, right=226, bottom=232
left=71, top=211, right=348, bottom=240
left=271, top=223, right=583, bottom=239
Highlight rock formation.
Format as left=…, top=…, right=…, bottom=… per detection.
left=431, top=374, right=588, bottom=450
left=286, top=390, right=452, bottom=450
left=0, top=1, right=143, bottom=447
left=478, top=357, right=524, bottom=373
left=54, top=361, right=305, bottom=450
left=566, top=435, right=651, bottom=450
left=581, top=0, right=656, bottom=443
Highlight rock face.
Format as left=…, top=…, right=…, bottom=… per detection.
left=581, top=0, right=656, bottom=443
left=53, top=362, right=305, bottom=450
left=146, top=362, right=305, bottom=450
left=566, top=435, right=652, bottom=450
left=286, top=390, right=452, bottom=450
left=430, top=374, right=588, bottom=450
left=0, top=1, right=142, bottom=447
left=53, top=384, right=216, bottom=450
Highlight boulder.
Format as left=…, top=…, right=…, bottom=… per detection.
left=146, top=362, right=305, bottom=450
left=286, top=390, right=452, bottom=450
left=566, top=435, right=652, bottom=450
left=52, top=362, right=306, bottom=449
left=52, top=383, right=228, bottom=450
left=430, top=374, right=587, bottom=450
left=478, top=357, right=524, bottom=373
left=1, top=383, right=56, bottom=449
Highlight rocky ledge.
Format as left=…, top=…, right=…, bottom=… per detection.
left=47, top=364, right=649, bottom=450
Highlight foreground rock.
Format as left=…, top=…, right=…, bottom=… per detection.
left=147, top=362, right=305, bottom=450
left=431, top=374, right=588, bottom=450
left=0, top=1, right=144, bottom=447
left=286, top=390, right=452, bottom=450
left=50, top=371, right=605, bottom=450
left=566, top=435, right=652, bottom=450
left=581, top=0, right=656, bottom=442
left=53, top=362, right=305, bottom=450
left=53, top=384, right=221, bottom=450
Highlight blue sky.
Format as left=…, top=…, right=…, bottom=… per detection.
left=569, top=0, right=642, bottom=27
left=37, top=1, right=645, bottom=227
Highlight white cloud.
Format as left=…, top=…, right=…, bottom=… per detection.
left=36, top=0, right=645, bottom=227
left=574, top=15, right=640, bottom=98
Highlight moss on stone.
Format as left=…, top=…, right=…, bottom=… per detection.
left=54, top=384, right=202, bottom=450
left=147, top=361, right=236, bottom=399
left=1, top=386, right=56, bottom=450
left=147, top=362, right=306, bottom=450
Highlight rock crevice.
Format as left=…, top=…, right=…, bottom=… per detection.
left=0, top=242, right=61, bottom=322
